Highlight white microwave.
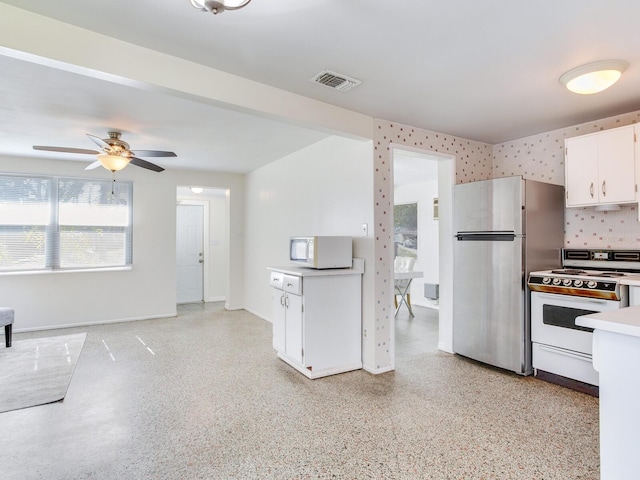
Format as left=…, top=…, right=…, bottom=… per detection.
left=290, top=236, right=352, bottom=269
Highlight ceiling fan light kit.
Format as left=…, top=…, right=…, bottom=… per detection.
left=189, top=0, right=252, bottom=14
left=560, top=59, right=629, bottom=94
left=98, top=154, right=131, bottom=173
left=33, top=131, right=176, bottom=173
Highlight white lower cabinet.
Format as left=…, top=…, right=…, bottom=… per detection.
left=269, top=263, right=363, bottom=379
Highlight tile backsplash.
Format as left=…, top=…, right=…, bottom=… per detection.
left=565, top=206, right=639, bottom=248
left=493, top=110, right=640, bottom=248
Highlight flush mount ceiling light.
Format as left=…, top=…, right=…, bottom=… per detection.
left=560, top=60, right=629, bottom=94
left=190, top=186, right=204, bottom=194
left=189, top=0, right=252, bottom=14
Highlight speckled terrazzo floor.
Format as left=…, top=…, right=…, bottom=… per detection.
left=0, top=303, right=599, bottom=479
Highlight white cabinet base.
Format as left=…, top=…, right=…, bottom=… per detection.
left=269, top=261, right=363, bottom=380
left=277, top=352, right=362, bottom=379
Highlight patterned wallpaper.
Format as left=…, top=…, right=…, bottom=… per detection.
left=372, top=110, right=640, bottom=373
left=492, top=110, right=640, bottom=248
left=372, top=120, right=492, bottom=371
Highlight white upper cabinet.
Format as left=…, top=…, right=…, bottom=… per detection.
left=565, top=124, right=636, bottom=208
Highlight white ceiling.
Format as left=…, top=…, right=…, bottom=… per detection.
left=0, top=54, right=331, bottom=173
left=2, top=0, right=640, bottom=174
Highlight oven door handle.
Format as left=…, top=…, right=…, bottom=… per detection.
left=533, top=293, right=608, bottom=305
left=538, top=344, right=593, bottom=362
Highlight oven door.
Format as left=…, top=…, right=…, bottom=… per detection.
left=531, top=291, right=622, bottom=355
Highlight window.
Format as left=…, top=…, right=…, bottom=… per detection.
left=0, top=175, right=132, bottom=272
left=393, top=202, right=418, bottom=259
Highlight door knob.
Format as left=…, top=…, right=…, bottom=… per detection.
left=199, top=259, right=204, bottom=263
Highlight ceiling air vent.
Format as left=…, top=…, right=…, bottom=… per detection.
left=310, top=70, right=361, bottom=92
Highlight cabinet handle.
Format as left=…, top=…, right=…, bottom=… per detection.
left=590, top=182, right=594, bottom=198
left=284, top=294, right=289, bottom=308
left=280, top=294, right=285, bottom=307
left=602, top=180, right=606, bottom=197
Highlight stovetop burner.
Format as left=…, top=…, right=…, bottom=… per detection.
left=592, top=272, right=627, bottom=278
left=548, top=269, right=629, bottom=278
left=550, top=269, right=588, bottom=275
left=528, top=249, right=640, bottom=301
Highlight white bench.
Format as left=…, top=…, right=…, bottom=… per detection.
left=0, top=308, right=13, bottom=348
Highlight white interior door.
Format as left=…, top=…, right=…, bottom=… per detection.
left=176, top=204, right=204, bottom=304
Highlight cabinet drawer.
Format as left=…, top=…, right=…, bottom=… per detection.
left=269, top=272, right=284, bottom=289
left=283, top=274, right=302, bottom=295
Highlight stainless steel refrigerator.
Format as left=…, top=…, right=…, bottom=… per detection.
left=452, top=176, right=564, bottom=375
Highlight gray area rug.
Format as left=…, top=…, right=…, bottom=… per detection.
left=0, top=333, right=86, bottom=413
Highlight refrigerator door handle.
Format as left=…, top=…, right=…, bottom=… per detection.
left=455, top=232, right=517, bottom=241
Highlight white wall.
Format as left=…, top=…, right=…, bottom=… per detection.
left=0, top=155, right=244, bottom=331
left=209, top=194, right=229, bottom=301
left=243, top=135, right=374, bottom=360
left=394, top=179, right=439, bottom=307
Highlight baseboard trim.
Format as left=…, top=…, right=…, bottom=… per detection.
left=13, top=312, right=177, bottom=334
left=205, top=296, right=225, bottom=303
left=363, top=364, right=395, bottom=375
left=244, top=307, right=269, bottom=322
left=535, top=369, right=599, bottom=397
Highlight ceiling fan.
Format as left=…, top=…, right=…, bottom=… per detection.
left=33, top=131, right=177, bottom=173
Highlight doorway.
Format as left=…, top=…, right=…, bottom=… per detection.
left=391, top=146, right=454, bottom=360
left=176, top=187, right=230, bottom=306
left=176, top=203, right=205, bottom=304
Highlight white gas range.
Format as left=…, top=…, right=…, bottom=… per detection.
left=527, top=249, right=640, bottom=392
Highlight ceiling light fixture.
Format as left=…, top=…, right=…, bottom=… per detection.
left=98, top=154, right=131, bottom=172
left=190, top=187, right=204, bottom=194
left=189, top=0, right=252, bottom=14
left=560, top=59, right=629, bottom=95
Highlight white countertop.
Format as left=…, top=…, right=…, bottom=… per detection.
left=576, top=305, right=640, bottom=338
left=268, top=258, right=364, bottom=277
left=621, top=275, right=640, bottom=286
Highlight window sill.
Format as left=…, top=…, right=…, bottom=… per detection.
left=0, top=266, right=133, bottom=277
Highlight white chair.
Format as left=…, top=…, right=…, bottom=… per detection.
left=394, top=256, right=416, bottom=316
left=0, top=307, right=14, bottom=348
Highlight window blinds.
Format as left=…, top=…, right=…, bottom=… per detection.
left=0, top=175, right=132, bottom=272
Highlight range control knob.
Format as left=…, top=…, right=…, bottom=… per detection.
left=542, top=277, right=551, bottom=285
left=552, top=278, right=562, bottom=285
left=562, top=279, right=572, bottom=286
left=587, top=281, right=598, bottom=289
left=573, top=280, right=583, bottom=287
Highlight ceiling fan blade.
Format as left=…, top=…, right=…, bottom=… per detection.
left=84, top=160, right=102, bottom=170
left=33, top=146, right=99, bottom=155
left=130, top=157, right=165, bottom=172
left=86, top=134, right=110, bottom=150
left=130, top=150, right=177, bottom=158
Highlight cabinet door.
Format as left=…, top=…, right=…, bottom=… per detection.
left=598, top=125, right=635, bottom=204
left=284, top=293, right=303, bottom=364
left=272, top=289, right=286, bottom=353
left=566, top=134, right=599, bottom=207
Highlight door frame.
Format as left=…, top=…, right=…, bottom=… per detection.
left=177, top=200, right=210, bottom=303
left=390, top=144, right=455, bottom=364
